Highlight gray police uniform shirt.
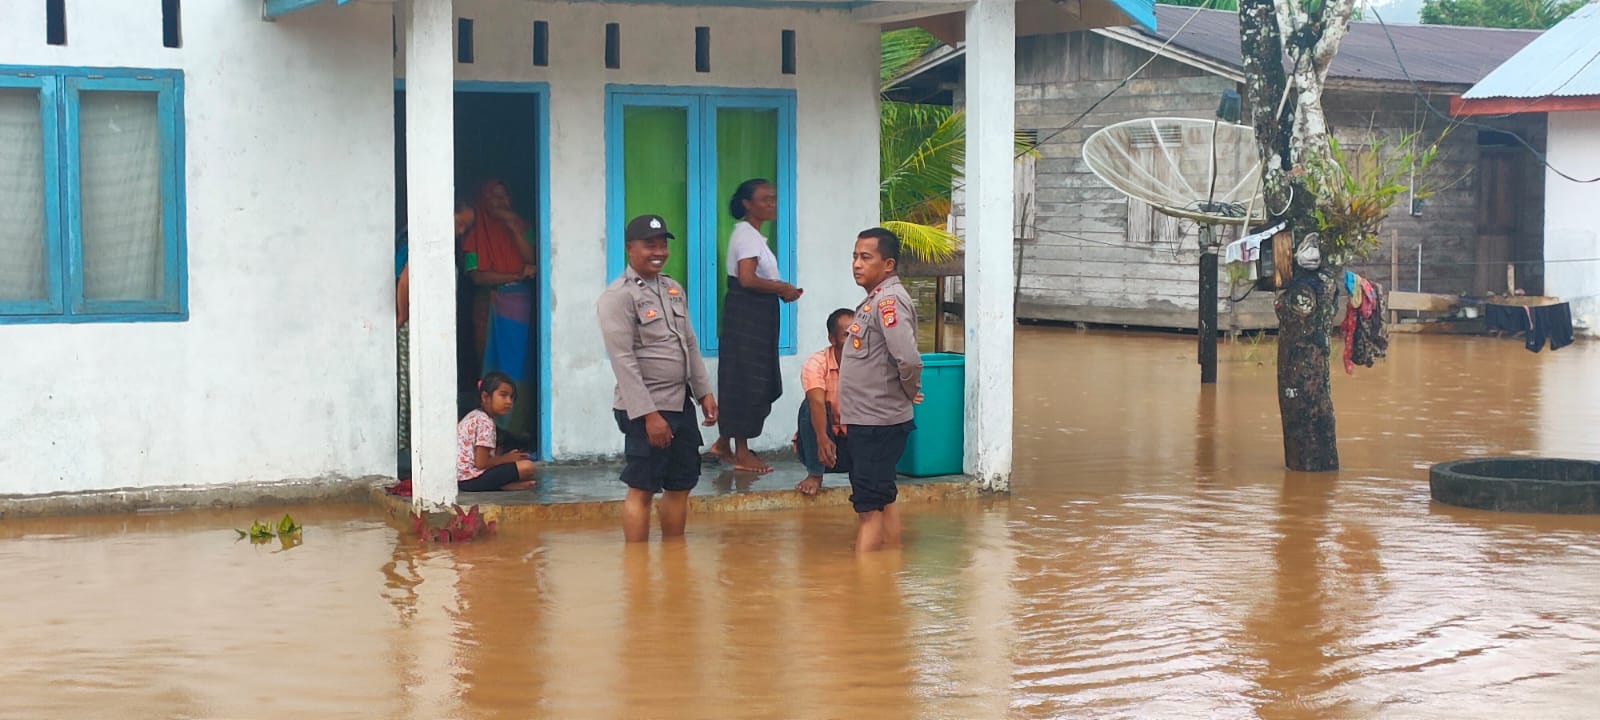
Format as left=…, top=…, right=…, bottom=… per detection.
left=597, top=266, right=713, bottom=420
left=839, top=275, right=922, bottom=426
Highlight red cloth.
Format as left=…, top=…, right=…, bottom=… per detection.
left=460, top=180, right=527, bottom=275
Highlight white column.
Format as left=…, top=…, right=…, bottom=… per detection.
left=963, top=0, right=1016, bottom=492
left=405, top=0, right=458, bottom=509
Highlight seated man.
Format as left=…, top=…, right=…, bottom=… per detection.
left=794, top=308, right=857, bottom=495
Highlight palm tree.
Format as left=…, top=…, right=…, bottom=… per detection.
left=879, top=29, right=1034, bottom=262
left=879, top=29, right=962, bottom=262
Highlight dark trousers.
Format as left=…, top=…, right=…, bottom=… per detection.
left=614, top=400, right=703, bottom=493
left=797, top=401, right=852, bottom=476
left=1526, top=303, right=1575, bottom=352
left=845, top=422, right=913, bottom=514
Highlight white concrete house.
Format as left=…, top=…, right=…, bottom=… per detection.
left=1457, top=3, right=1600, bottom=335
left=0, top=0, right=1151, bottom=508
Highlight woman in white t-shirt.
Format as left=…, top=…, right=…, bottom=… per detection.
left=710, top=179, right=803, bottom=473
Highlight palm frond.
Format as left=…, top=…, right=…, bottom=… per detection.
left=880, top=29, right=942, bottom=84
left=881, top=221, right=959, bottom=263
left=881, top=103, right=964, bottom=218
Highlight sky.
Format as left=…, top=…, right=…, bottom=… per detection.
left=1364, top=0, right=1425, bottom=24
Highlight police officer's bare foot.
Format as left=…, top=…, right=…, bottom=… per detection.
left=503, top=480, right=536, bottom=491
left=796, top=475, right=822, bottom=495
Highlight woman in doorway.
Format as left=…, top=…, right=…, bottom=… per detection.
left=460, top=179, right=538, bottom=434
left=398, top=198, right=477, bottom=464
left=710, top=179, right=803, bottom=474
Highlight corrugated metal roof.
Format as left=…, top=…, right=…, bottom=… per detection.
left=1463, top=3, right=1600, bottom=99
left=1140, top=6, right=1540, bottom=86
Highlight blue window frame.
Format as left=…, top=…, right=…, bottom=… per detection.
left=604, top=85, right=798, bottom=356
left=0, top=66, right=186, bottom=324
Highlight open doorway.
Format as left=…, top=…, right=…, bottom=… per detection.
left=395, top=85, right=545, bottom=467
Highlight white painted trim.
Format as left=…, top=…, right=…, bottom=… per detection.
left=963, top=0, right=1016, bottom=492
left=403, top=0, right=459, bottom=510
left=852, top=0, right=971, bottom=24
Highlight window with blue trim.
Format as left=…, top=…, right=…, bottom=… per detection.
left=0, top=67, right=186, bottom=324
left=605, top=86, right=797, bottom=356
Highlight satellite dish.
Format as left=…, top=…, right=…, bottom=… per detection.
left=1083, top=117, right=1264, bottom=226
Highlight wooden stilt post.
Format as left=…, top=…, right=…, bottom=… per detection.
left=1199, top=226, right=1218, bottom=384
left=1389, top=229, right=1399, bottom=325
left=934, top=276, right=946, bottom=352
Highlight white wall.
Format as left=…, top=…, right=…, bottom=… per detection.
left=1546, top=111, right=1600, bottom=335
left=416, top=1, right=881, bottom=459
left=0, top=2, right=398, bottom=493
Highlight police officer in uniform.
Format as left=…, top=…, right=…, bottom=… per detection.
left=597, top=214, right=719, bottom=543
left=837, top=227, right=923, bottom=553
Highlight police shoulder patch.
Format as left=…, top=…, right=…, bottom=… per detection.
left=881, top=304, right=898, bottom=327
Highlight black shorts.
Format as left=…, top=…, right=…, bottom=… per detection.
left=614, top=401, right=703, bottom=494
left=845, top=421, right=913, bottom=513
left=459, top=462, right=521, bottom=492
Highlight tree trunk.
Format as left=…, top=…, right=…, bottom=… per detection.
left=1240, top=0, right=1351, bottom=472
left=1274, top=268, right=1341, bottom=471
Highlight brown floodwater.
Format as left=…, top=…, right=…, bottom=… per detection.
left=3, top=329, right=1599, bottom=719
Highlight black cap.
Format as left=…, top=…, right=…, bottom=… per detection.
left=625, top=214, right=675, bottom=243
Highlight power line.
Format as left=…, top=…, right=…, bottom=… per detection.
left=885, top=9, right=1208, bottom=220
left=1365, top=3, right=1600, bottom=184
left=1023, top=6, right=1209, bottom=158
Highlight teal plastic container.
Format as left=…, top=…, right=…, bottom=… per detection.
left=896, top=352, right=966, bottom=477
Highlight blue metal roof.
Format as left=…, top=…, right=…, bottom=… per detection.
left=263, top=0, right=353, bottom=20
left=1464, top=3, right=1600, bottom=100
left=1116, top=0, right=1157, bottom=32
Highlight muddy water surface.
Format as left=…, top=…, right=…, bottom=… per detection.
left=3, top=329, right=1599, bottom=719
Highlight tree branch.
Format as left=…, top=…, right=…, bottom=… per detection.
left=1311, top=0, right=1358, bottom=80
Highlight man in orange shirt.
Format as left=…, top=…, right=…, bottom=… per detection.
left=793, top=308, right=856, bottom=495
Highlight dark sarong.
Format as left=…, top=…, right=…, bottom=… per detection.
left=717, top=275, right=782, bottom=438
left=1484, top=303, right=1530, bottom=333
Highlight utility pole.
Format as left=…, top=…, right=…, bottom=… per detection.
left=1199, top=228, right=1219, bottom=384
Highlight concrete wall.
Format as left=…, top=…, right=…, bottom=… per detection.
left=419, top=1, right=880, bottom=459
left=0, top=1, right=397, bottom=494
left=1544, top=111, right=1600, bottom=335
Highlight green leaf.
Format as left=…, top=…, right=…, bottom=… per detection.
left=247, top=520, right=275, bottom=540
left=881, top=221, right=959, bottom=263
left=880, top=29, right=942, bottom=85
left=277, top=514, right=301, bottom=536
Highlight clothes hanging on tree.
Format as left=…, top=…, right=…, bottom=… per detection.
left=1341, top=271, right=1388, bottom=375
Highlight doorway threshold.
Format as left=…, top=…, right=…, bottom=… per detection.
left=375, top=458, right=977, bottom=524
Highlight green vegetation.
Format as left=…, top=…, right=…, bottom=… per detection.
left=1421, top=0, right=1583, bottom=29
left=879, top=29, right=1035, bottom=262
left=236, top=514, right=303, bottom=550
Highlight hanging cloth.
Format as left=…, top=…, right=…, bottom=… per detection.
left=1342, top=272, right=1388, bottom=374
